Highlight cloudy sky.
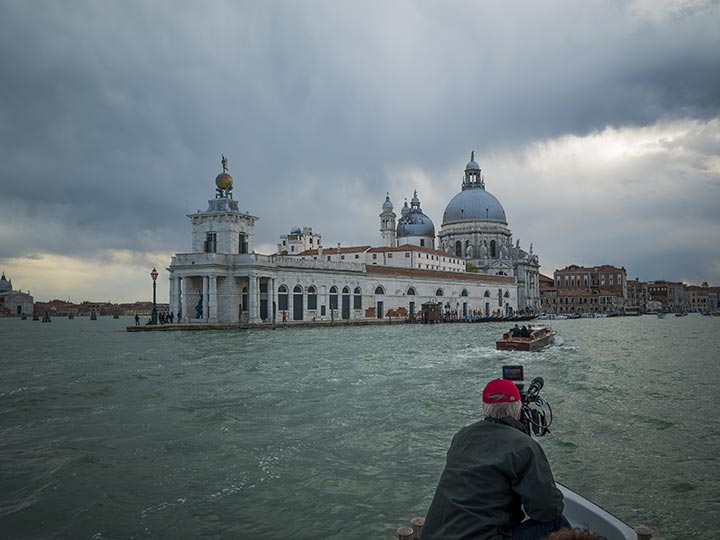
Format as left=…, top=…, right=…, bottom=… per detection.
left=1, top=0, right=719, bottom=303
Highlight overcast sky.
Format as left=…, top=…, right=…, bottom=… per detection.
left=1, top=0, right=719, bottom=303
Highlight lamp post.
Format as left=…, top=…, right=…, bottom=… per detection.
left=150, top=267, right=159, bottom=325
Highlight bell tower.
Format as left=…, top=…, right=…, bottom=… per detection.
left=379, top=193, right=397, bottom=247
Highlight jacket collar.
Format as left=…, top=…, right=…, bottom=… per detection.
left=485, top=416, right=527, bottom=433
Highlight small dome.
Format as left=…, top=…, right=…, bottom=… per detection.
left=290, top=226, right=302, bottom=235
left=401, top=200, right=410, bottom=216
left=443, top=188, right=507, bottom=225
left=465, top=150, right=481, bottom=171
left=382, top=194, right=393, bottom=210
left=397, top=212, right=435, bottom=238
left=215, top=172, right=233, bottom=190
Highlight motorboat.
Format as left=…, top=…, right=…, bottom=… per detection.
left=496, top=325, right=556, bottom=351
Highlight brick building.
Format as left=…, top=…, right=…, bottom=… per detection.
left=544, top=264, right=628, bottom=315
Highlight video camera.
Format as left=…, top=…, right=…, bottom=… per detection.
left=501, top=365, right=552, bottom=437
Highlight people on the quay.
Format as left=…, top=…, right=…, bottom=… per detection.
left=549, top=528, right=607, bottom=540
left=169, top=311, right=174, bottom=324
left=422, top=378, right=568, bottom=540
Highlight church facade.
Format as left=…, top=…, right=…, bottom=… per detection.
left=0, top=272, right=34, bottom=316
left=167, top=154, right=539, bottom=324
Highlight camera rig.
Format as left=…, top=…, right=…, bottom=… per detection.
left=501, top=365, right=553, bottom=437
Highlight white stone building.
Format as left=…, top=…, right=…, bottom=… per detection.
left=167, top=158, right=519, bottom=324
left=0, top=272, right=34, bottom=316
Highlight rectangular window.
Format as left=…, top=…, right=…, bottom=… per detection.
left=321, top=305, right=326, bottom=316
left=291, top=246, right=295, bottom=252
left=388, top=253, right=393, bottom=258
left=341, top=255, right=345, bottom=260
left=204, top=232, right=217, bottom=253
left=405, top=252, right=410, bottom=258
left=372, top=254, right=377, bottom=260
left=239, top=233, right=248, bottom=254
left=355, top=254, right=359, bottom=259
left=420, top=239, right=425, bottom=247
left=327, top=256, right=331, bottom=261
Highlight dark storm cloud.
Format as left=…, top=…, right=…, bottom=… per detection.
left=1, top=0, right=719, bottom=286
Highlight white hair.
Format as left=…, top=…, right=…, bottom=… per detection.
left=483, top=400, right=522, bottom=420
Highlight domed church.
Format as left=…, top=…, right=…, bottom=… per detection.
left=437, top=152, right=540, bottom=310
left=0, top=272, right=34, bottom=316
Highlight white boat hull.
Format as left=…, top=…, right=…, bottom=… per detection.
left=558, top=483, right=637, bottom=540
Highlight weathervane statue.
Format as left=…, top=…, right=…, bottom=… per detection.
left=215, top=154, right=234, bottom=199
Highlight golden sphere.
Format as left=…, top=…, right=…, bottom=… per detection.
left=215, top=173, right=233, bottom=190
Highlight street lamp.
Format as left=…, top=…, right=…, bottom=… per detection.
left=150, top=267, right=159, bottom=325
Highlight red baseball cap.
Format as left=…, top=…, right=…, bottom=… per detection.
left=483, top=378, right=521, bottom=403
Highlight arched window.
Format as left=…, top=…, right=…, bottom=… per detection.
left=490, top=240, right=497, bottom=258
left=455, top=240, right=462, bottom=258
left=329, top=286, right=338, bottom=310
left=353, top=287, right=362, bottom=310
left=375, top=286, right=384, bottom=295
left=436, top=288, right=444, bottom=296
left=407, top=287, right=416, bottom=295
left=307, top=286, right=317, bottom=310
left=504, top=290, right=510, bottom=298
left=484, top=290, right=490, bottom=298
left=293, top=285, right=303, bottom=293
left=341, top=286, right=351, bottom=319
left=278, top=285, right=289, bottom=311
left=461, top=289, right=469, bottom=297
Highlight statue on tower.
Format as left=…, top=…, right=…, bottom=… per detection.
left=215, top=154, right=234, bottom=199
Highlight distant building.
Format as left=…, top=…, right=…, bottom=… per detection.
left=685, top=282, right=719, bottom=313
left=626, top=278, right=648, bottom=312
left=0, top=272, right=34, bottom=316
left=538, top=273, right=557, bottom=313
left=549, top=264, right=627, bottom=315
left=646, top=281, right=689, bottom=312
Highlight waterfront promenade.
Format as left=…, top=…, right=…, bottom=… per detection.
left=126, top=318, right=405, bottom=331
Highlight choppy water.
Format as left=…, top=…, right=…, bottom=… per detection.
left=1, top=315, right=718, bottom=539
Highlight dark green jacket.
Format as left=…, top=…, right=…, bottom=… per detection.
left=422, top=416, right=564, bottom=540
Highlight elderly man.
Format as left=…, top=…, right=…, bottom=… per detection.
left=423, top=378, right=568, bottom=540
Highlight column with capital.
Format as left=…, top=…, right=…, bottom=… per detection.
left=248, top=274, right=258, bottom=323
left=270, top=277, right=276, bottom=324
left=209, top=275, right=218, bottom=322
left=203, top=276, right=210, bottom=322
left=180, top=277, right=188, bottom=323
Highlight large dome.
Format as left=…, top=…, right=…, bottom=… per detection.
left=442, top=188, right=507, bottom=225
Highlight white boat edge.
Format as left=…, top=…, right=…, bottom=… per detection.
left=558, top=482, right=637, bottom=540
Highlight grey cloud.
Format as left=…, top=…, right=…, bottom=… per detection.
left=1, top=0, right=719, bottom=291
